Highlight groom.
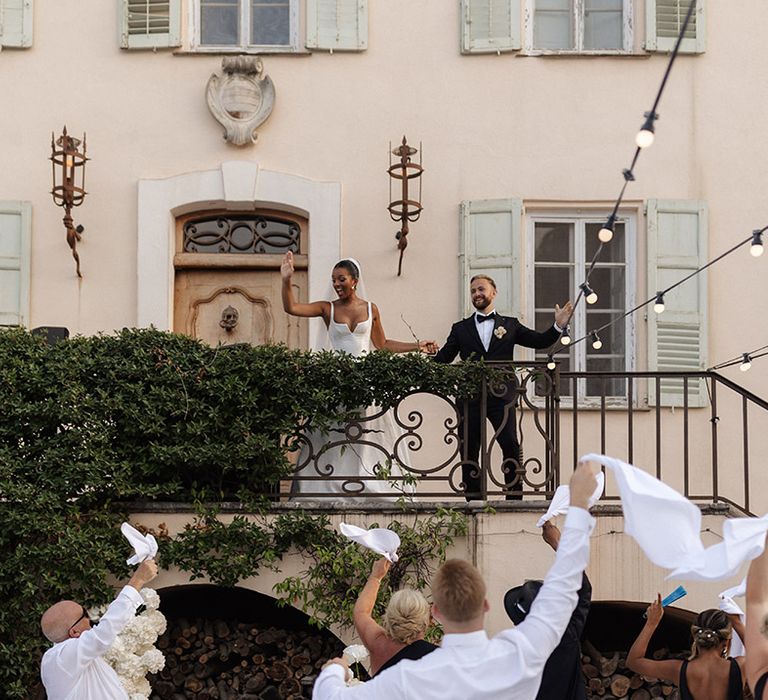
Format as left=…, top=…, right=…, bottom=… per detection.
left=434, top=275, right=572, bottom=500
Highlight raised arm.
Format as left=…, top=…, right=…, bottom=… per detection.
left=626, top=595, right=681, bottom=684
left=281, top=252, right=330, bottom=319
left=353, top=559, right=390, bottom=651
left=369, top=304, right=437, bottom=354
left=746, top=538, right=768, bottom=691
left=514, top=301, right=573, bottom=349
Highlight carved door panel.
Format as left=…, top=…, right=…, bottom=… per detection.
left=174, top=269, right=307, bottom=349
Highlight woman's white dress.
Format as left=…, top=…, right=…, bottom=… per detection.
left=291, top=302, right=413, bottom=500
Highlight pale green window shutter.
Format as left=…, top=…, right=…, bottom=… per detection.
left=120, top=0, right=181, bottom=49
left=647, top=199, right=708, bottom=408
left=0, top=201, right=31, bottom=327
left=0, top=0, right=33, bottom=48
left=459, top=199, right=523, bottom=318
left=461, top=0, right=521, bottom=54
left=306, top=0, right=368, bottom=51
left=645, top=0, right=705, bottom=54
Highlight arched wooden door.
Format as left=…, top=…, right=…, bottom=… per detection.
left=173, top=210, right=308, bottom=348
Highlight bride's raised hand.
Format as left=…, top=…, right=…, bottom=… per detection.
left=280, top=251, right=294, bottom=280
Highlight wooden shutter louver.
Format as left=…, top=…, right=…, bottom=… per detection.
left=121, top=0, right=181, bottom=49
left=461, top=0, right=521, bottom=54
left=459, top=199, right=523, bottom=318
left=306, top=0, right=368, bottom=51
left=0, top=0, right=33, bottom=48
left=646, top=0, right=705, bottom=54
left=647, top=199, right=708, bottom=407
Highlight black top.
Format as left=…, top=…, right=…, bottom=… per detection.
left=375, top=639, right=438, bottom=677
left=535, top=573, right=592, bottom=700
left=754, top=670, right=767, bottom=700
left=679, top=657, right=743, bottom=700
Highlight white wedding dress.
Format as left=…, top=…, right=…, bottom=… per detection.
left=291, top=302, right=413, bottom=500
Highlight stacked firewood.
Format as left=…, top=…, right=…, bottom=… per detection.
left=149, top=618, right=343, bottom=700
left=583, top=647, right=683, bottom=700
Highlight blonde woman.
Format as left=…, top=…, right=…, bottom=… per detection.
left=627, top=596, right=746, bottom=700
left=353, top=558, right=437, bottom=676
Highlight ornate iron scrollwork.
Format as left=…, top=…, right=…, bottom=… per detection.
left=183, top=215, right=300, bottom=254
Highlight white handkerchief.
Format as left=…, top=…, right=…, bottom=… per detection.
left=121, top=522, right=158, bottom=566
left=582, top=454, right=768, bottom=581
left=718, top=576, right=747, bottom=656
left=536, top=473, right=605, bottom=527
left=339, top=523, right=400, bottom=562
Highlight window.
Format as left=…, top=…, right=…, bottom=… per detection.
left=527, top=213, right=635, bottom=400
left=526, top=0, right=632, bottom=53
left=197, top=0, right=298, bottom=50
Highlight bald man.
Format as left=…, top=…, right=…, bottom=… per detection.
left=40, top=558, right=157, bottom=700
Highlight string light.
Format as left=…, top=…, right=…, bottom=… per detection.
left=546, top=356, right=556, bottom=370
left=653, top=292, right=665, bottom=314
left=711, top=343, right=768, bottom=371
left=580, top=282, right=598, bottom=305
left=590, top=331, right=603, bottom=350
left=560, top=327, right=571, bottom=345
left=751, top=230, right=764, bottom=257
left=635, top=111, right=658, bottom=149
left=740, top=353, right=752, bottom=372
left=598, top=215, right=616, bottom=243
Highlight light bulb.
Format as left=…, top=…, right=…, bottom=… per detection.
left=751, top=231, right=764, bottom=257
left=653, top=292, right=665, bottom=314
left=740, top=353, right=752, bottom=372
left=635, top=129, right=655, bottom=149
left=598, top=225, right=614, bottom=243
left=65, top=155, right=74, bottom=168
left=546, top=357, right=556, bottom=370
left=580, top=283, right=598, bottom=305
left=560, top=330, right=571, bottom=346
left=590, top=332, right=602, bottom=350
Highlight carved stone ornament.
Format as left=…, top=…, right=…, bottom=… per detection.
left=206, top=56, right=275, bottom=146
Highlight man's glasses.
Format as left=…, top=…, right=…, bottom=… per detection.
left=68, top=606, right=89, bottom=634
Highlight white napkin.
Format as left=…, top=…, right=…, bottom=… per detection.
left=719, top=578, right=747, bottom=656
left=339, top=523, right=400, bottom=562
left=582, top=454, right=768, bottom=581
left=536, top=472, right=605, bottom=527
left=121, top=522, right=158, bottom=566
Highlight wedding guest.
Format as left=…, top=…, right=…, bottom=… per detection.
left=40, top=558, right=158, bottom=700
left=312, top=460, right=597, bottom=699
left=746, top=538, right=768, bottom=698
left=503, top=520, right=591, bottom=700
left=433, top=274, right=572, bottom=500
left=353, top=557, right=437, bottom=676
left=627, top=598, right=746, bottom=700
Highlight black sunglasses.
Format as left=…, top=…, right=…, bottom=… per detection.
left=68, top=606, right=89, bottom=634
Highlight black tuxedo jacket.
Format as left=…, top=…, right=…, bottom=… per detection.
left=434, top=313, right=560, bottom=364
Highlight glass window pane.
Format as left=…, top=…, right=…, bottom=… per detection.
left=584, top=0, right=623, bottom=50
left=251, top=1, right=290, bottom=45
left=585, top=312, right=625, bottom=355
left=534, top=0, right=573, bottom=49
left=535, top=266, right=572, bottom=310
left=535, top=222, right=573, bottom=262
left=201, top=0, right=239, bottom=45
left=585, top=356, right=626, bottom=397
left=586, top=221, right=625, bottom=261
left=584, top=266, right=625, bottom=311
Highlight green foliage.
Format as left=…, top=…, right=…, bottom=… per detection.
left=274, top=508, right=468, bottom=630
left=0, top=327, right=487, bottom=697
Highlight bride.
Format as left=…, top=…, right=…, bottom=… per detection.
left=281, top=251, right=437, bottom=499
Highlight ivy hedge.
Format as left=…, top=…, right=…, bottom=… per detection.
left=0, top=328, right=487, bottom=697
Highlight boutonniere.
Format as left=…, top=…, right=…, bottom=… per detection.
left=494, top=326, right=507, bottom=339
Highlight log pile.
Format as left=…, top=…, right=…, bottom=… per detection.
left=149, top=617, right=343, bottom=700
left=583, top=647, right=683, bottom=700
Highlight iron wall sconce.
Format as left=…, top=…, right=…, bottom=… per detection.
left=50, top=126, right=88, bottom=277
left=388, top=136, right=423, bottom=276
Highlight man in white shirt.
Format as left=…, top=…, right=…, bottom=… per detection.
left=40, top=558, right=158, bottom=700
left=312, top=461, right=597, bottom=700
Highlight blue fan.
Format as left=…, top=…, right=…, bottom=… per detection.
left=643, top=585, right=687, bottom=618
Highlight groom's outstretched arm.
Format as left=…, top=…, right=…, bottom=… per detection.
left=433, top=323, right=461, bottom=364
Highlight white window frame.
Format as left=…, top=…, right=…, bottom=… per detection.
left=522, top=0, right=634, bottom=55
left=525, top=210, right=637, bottom=407
left=190, top=0, right=300, bottom=53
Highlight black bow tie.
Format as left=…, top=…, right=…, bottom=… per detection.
left=476, top=313, right=496, bottom=323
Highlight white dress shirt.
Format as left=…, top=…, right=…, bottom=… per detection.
left=41, top=585, right=142, bottom=700
left=312, top=507, right=595, bottom=700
